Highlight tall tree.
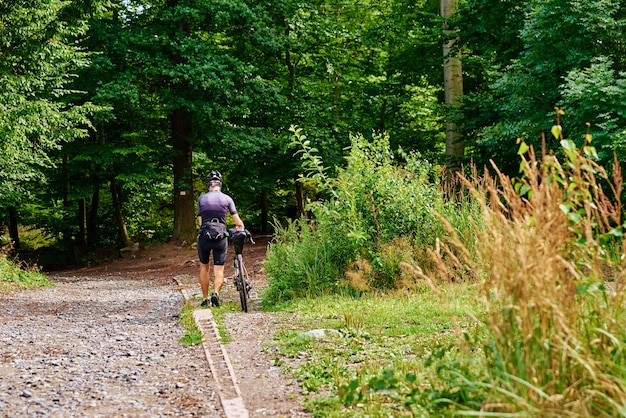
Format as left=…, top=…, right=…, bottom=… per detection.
left=122, top=0, right=284, bottom=241
left=441, top=0, right=464, bottom=177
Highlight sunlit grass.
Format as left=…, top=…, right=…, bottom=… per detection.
left=0, top=246, right=53, bottom=293
left=270, top=282, right=485, bottom=415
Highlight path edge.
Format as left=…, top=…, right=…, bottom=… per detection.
left=174, top=277, right=249, bottom=418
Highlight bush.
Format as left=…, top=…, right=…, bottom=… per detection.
left=262, top=218, right=344, bottom=307
left=262, top=128, right=480, bottom=306
left=0, top=243, right=53, bottom=292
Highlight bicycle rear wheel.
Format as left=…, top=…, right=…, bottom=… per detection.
left=235, top=257, right=248, bottom=312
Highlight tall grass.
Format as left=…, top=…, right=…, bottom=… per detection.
left=428, top=138, right=626, bottom=416
left=262, top=217, right=343, bottom=307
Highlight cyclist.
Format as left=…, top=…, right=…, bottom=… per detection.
left=197, top=170, right=244, bottom=307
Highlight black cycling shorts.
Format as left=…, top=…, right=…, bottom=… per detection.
left=197, top=235, right=228, bottom=265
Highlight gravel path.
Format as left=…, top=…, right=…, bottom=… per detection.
left=0, top=276, right=223, bottom=418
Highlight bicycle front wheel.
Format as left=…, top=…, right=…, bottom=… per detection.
left=235, top=257, right=248, bottom=312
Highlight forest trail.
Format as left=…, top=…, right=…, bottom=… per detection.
left=1, top=239, right=310, bottom=417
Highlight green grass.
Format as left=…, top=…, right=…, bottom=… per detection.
left=269, top=282, right=485, bottom=416
left=209, top=301, right=241, bottom=344
left=178, top=301, right=203, bottom=346
left=180, top=296, right=242, bottom=345
left=0, top=257, right=54, bottom=292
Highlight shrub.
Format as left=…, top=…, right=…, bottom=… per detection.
left=0, top=242, right=53, bottom=292
left=263, top=128, right=480, bottom=305
left=262, top=218, right=344, bottom=307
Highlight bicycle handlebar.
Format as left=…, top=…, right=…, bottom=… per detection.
left=245, top=229, right=255, bottom=245
left=228, top=228, right=255, bottom=245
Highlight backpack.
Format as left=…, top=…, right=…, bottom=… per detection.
left=199, top=219, right=229, bottom=240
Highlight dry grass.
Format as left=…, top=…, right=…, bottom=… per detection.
left=431, top=141, right=626, bottom=416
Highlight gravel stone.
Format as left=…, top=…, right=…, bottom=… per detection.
left=0, top=276, right=223, bottom=418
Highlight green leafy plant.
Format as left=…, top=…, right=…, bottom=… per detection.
left=270, top=284, right=484, bottom=416
left=265, top=128, right=481, bottom=305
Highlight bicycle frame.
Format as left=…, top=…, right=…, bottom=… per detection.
left=233, top=254, right=248, bottom=312
left=229, top=229, right=254, bottom=312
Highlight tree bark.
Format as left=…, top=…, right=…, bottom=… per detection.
left=441, top=0, right=464, bottom=178
left=166, top=0, right=196, bottom=243
left=260, top=190, right=269, bottom=234
left=88, top=186, right=100, bottom=248
left=76, top=197, right=87, bottom=254
left=295, top=176, right=305, bottom=218
left=284, top=21, right=308, bottom=220
left=171, top=108, right=196, bottom=243
left=87, top=128, right=104, bottom=248
left=8, top=206, right=20, bottom=250
left=110, top=178, right=132, bottom=248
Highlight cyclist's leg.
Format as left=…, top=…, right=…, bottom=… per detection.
left=199, top=262, right=211, bottom=299
left=197, top=236, right=211, bottom=299
left=211, top=238, right=228, bottom=294
left=214, top=265, right=225, bottom=293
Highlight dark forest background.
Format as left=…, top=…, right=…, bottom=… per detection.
left=1, top=0, right=625, bottom=266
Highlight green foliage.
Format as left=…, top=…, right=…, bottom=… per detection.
left=262, top=218, right=342, bottom=307
left=458, top=0, right=626, bottom=176
left=560, top=57, right=626, bottom=166
left=0, top=0, right=94, bottom=205
left=270, top=284, right=485, bottom=416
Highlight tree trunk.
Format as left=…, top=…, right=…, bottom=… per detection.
left=88, top=185, right=100, bottom=248
left=260, top=190, right=269, bottom=234
left=171, top=108, right=196, bottom=243
left=8, top=206, right=20, bottom=250
left=441, top=0, right=464, bottom=179
left=167, top=0, right=196, bottom=243
left=284, top=19, right=304, bottom=220
left=295, top=176, right=305, bottom=218
left=76, top=197, right=87, bottom=255
left=110, top=178, right=132, bottom=248
left=88, top=128, right=104, bottom=248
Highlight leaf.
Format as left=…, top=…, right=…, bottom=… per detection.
left=551, top=125, right=562, bottom=139
left=517, top=141, right=529, bottom=155
left=559, top=203, right=572, bottom=214
left=519, top=184, right=530, bottom=197
left=561, top=139, right=575, bottom=152
left=568, top=212, right=581, bottom=223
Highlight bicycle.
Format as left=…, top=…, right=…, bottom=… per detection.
left=228, top=228, right=255, bottom=312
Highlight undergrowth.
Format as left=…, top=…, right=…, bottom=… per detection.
left=266, top=119, right=626, bottom=416
left=262, top=127, right=480, bottom=307
left=392, top=125, right=626, bottom=415
left=0, top=242, right=53, bottom=292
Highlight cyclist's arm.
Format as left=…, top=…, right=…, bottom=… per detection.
left=231, top=213, right=244, bottom=231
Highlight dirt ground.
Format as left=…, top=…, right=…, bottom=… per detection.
left=52, top=237, right=311, bottom=417
left=61, top=236, right=269, bottom=287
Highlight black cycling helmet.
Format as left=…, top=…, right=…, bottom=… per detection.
left=207, top=170, right=222, bottom=187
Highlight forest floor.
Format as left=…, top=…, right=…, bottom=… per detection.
left=42, top=237, right=312, bottom=417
